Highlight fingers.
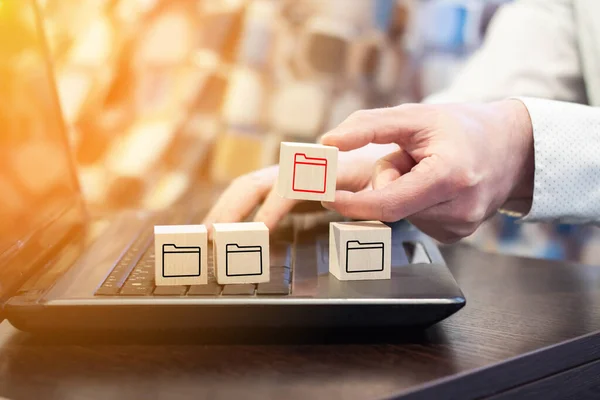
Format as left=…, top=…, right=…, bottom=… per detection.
left=253, top=186, right=298, bottom=230
left=202, top=182, right=263, bottom=229
left=406, top=199, right=495, bottom=243
left=253, top=156, right=375, bottom=229
left=320, top=105, right=427, bottom=151
left=372, top=149, right=416, bottom=190
left=322, top=156, right=450, bottom=222
left=252, top=160, right=373, bottom=229
left=203, top=166, right=279, bottom=231
left=406, top=219, right=464, bottom=244
left=408, top=214, right=480, bottom=244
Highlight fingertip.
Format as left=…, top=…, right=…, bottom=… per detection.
left=201, top=216, right=214, bottom=236
left=330, top=189, right=396, bottom=221
left=206, top=224, right=214, bottom=241
left=253, top=192, right=297, bottom=231
left=252, top=212, right=276, bottom=231
left=320, top=200, right=334, bottom=211
left=319, top=132, right=339, bottom=147
left=322, top=190, right=359, bottom=215
left=320, top=130, right=356, bottom=152
left=333, top=189, right=354, bottom=203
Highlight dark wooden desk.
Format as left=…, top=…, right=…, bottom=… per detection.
left=0, top=244, right=599, bottom=400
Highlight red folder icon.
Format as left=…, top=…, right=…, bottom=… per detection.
left=292, top=153, right=328, bottom=193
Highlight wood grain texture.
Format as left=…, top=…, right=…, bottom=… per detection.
left=0, top=244, right=599, bottom=400
left=486, top=358, right=600, bottom=400
left=213, top=222, right=270, bottom=284
left=329, top=221, right=391, bottom=280
left=154, top=225, right=208, bottom=286
left=276, top=142, right=338, bottom=202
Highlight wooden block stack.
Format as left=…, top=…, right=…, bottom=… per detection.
left=275, top=142, right=392, bottom=282
left=155, top=140, right=391, bottom=285
left=154, top=222, right=270, bottom=287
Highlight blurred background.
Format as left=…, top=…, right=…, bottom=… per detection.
left=38, top=0, right=600, bottom=265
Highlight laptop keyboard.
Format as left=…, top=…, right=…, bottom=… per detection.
left=95, top=219, right=292, bottom=297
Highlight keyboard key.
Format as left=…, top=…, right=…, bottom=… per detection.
left=125, top=268, right=153, bottom=283
left=120, top=254, right=155, bottom=296
left=270, top=266, right=291, bottom=283
left=187, top=283, right=222, bottom=296
left=96, top=230, right=153, bottom=295
left=257, top=267, right=290, bottom=295
left=126, top=251, right=155, bottom=284
left=95, top=285, right=120, bottom=296
left=121, top=279, right=153, bottom=289
left=95, top=212, right=189, bottom=297
left=153, top=285, right=188, bottom=296
left=256, top=282, right=290, bottom=295
left=119, top=284, right=154, bottom=296
left=402, top=242, right=431, bottom=264
left=207, top=245, right=214, bottom=262
left=270, top=242, right=291, bottom=268
left=221, top=284, right=256, bottom=296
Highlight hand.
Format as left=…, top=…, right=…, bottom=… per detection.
left=320, top=100, right=534, bottom=243
left=203, top=143, right=398, bottom=231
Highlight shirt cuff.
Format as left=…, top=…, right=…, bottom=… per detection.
left=514, top=97, right=600, bottom=224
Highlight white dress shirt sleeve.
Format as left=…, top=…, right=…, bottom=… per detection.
left=423, top=0, right=587, bottom=104
left=420, top=0, right=600, bottom=223
left=515, top=97, right=600, bottom=224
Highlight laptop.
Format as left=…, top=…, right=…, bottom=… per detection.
left=0, top=0, right=465, bottom=334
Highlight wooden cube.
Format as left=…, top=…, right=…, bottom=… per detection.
left=154, top=225, right=208, bottom=286
left=276, top=142, right=338, bottom=202
left=329, top=221, right=391, bottom=281
left=213, top=222, right=270, bottom=284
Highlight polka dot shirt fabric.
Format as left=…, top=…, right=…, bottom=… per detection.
left=518, top=97, right=600, bottom=224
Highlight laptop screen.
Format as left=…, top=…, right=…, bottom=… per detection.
left=0, top=0, right=85, bottom=304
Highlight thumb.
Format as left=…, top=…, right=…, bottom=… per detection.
left=322, top=157, right=449, bottom=221
left=320, top=104, right=426, bottom=151
left=372, top=149, right=416, bottom=190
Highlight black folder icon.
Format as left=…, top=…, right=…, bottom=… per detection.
left=225, top=243, right=263, bottom=277
left=162, top=244, right=201, bottom=278
left=345, top=240, right=384, bottom=273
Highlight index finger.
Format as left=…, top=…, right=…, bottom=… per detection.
left=322, top=157, right=450, bottom=221
left=203, top=166, right=279, bottom=231
left=320, top=104, right=427, bottom=151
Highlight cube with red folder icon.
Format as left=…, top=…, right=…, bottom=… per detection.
left=277, top=142, right=338, bottom=201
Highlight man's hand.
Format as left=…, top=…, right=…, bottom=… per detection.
left=203, top=143, right=398, bottom=231
left=320, top=100, right=535, bottom=243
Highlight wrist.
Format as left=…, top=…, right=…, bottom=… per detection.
left=501, top=99, right=535, bottom=213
